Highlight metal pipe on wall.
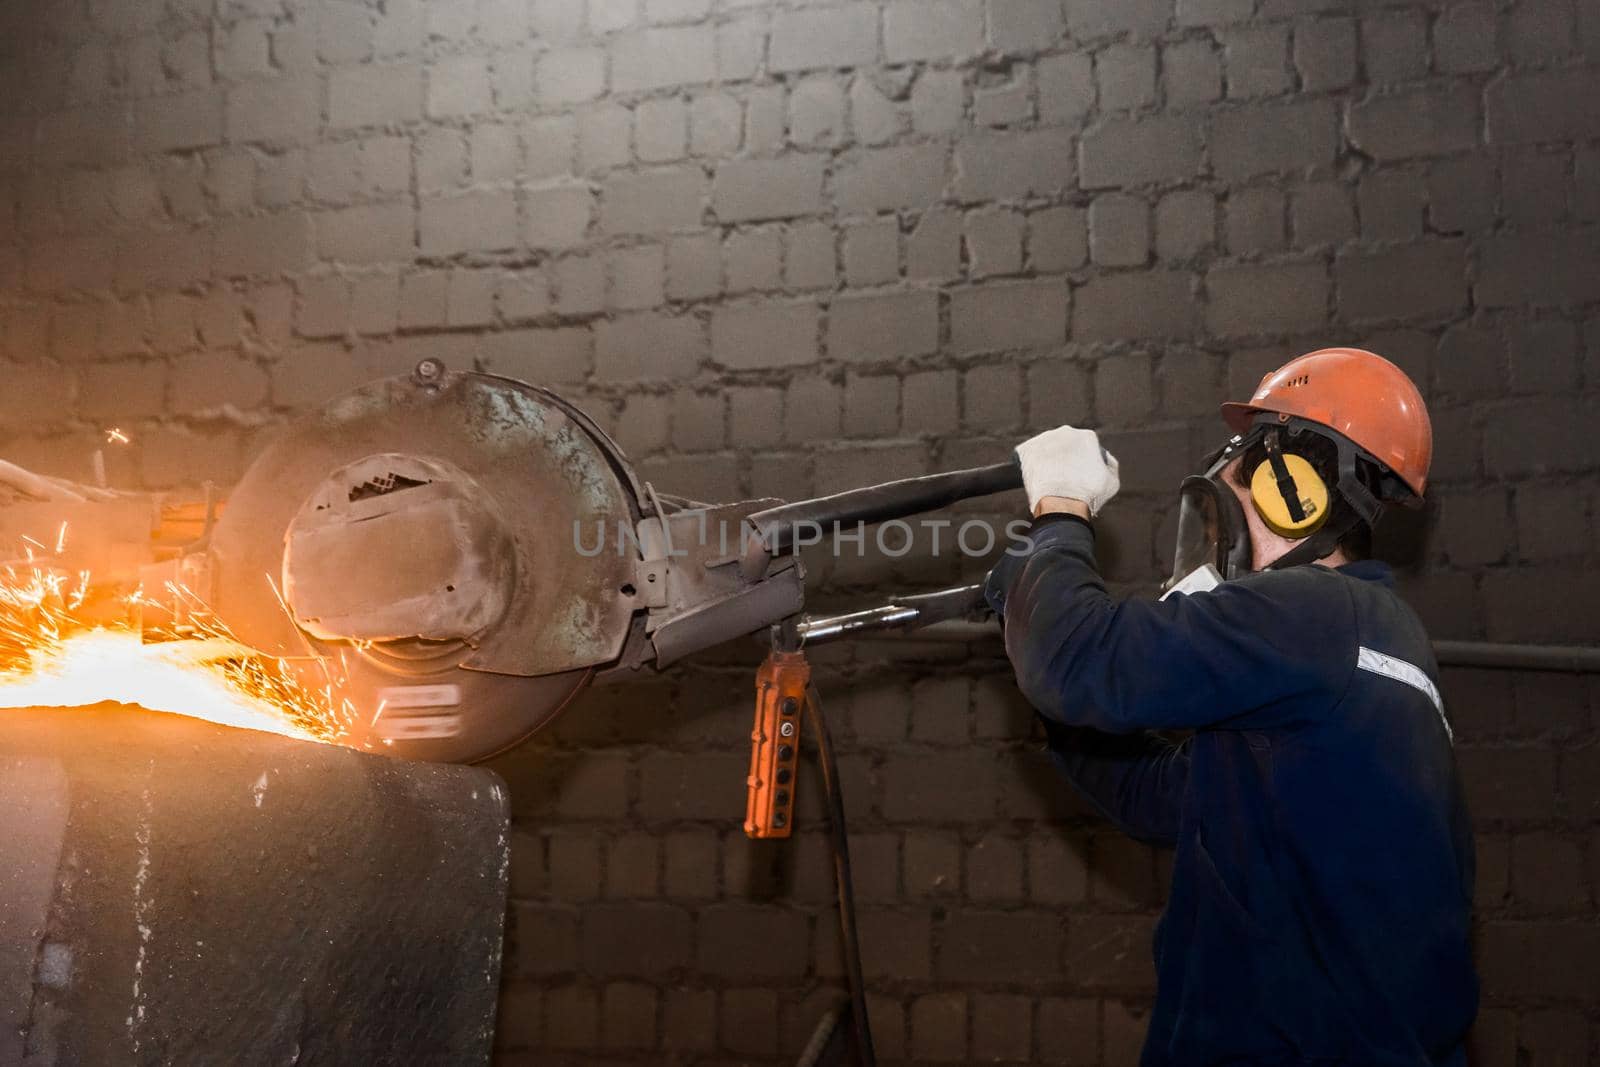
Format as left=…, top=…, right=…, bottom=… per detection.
left=897, top=620, right=1600, bottom=674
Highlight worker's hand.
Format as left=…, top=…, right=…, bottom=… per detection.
left=1015, top=426, right=1120, bottom=518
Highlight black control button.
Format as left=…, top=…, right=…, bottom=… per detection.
left=775, top=767, right=791, bottom=785
left=777, top=744, right=793, bottom=761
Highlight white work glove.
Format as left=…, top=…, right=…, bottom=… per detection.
left=1015, top=426, right=1121, bottom=517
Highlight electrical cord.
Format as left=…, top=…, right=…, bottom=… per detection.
left=806, top=683, right=877, bottom=1067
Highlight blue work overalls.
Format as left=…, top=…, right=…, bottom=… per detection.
left=984, top=515, right=1478, bottom=1066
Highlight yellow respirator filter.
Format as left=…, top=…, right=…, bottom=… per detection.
left=1249, top=453, right=1330, bottom=538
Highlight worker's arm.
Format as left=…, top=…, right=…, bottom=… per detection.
left=1043, top=722, right=1190, bottom=845
left=984, top=516, right=1350, bottom=734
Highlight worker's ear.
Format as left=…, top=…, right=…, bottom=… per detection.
left=1248, top=433, right=1329, bottom=539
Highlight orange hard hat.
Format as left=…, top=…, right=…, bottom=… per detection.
left=1220, top=347, right=1432, bottom=498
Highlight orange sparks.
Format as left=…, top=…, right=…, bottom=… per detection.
left=0, top=559, right=357, bottom=744
left=104, top=427, right=130, bottom=445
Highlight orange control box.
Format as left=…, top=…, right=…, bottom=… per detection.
left=743, top=649, right=810, bottom=839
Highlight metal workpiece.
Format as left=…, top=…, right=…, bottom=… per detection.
left=0, top=704, right=509, bottom=1067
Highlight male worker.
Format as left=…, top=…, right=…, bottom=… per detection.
left=985, top=349, right=1477, bottom=1065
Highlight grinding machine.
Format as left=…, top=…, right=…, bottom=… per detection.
left=0, top=358, right=1029, bottom=1065
left=128, top=358, right=1021, bottom=772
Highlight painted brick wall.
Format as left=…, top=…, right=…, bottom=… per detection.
left=2, top=0, right=1599, bottom=1062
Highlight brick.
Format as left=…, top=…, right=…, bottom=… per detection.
left=882, top=751, right=997, bottom=822
left=476, top=327, right=591, bottom=386
left=225, top=78, right=320, bottom=143
left=1483, top=568, right=1600, bottom=643
left=1096, top=44, right=1157, bottom=112
left=1502, top=150, right=1568, bottom=229
left=595, top=313, right=703, bottom=380
left=965, top=208, right=1024, bottom=276
left=912, top=68, right=966, bottom=133
left=829, top=290, right=939, bottom=362
left=420, top=191, right=516, bottom=256
left=536, top=48, right=605, bottom=106
left=964, top=362, right=1023, bottom=430
left=215, top=213, right=313, bottom=276
left=601, top=167, right=704, bottom=234
left=611, top=27, right=716, bottom=92
left=1486, top=70, right=1600, bottom=145
left=1335, top=241, right=1466, bottom=324
left=140, top=426, right=245, bottom=489
left=904, top=995, right=966, bottom=1064
left=989, top=0, right=1066, bottom=53
left=770, top=4, right=878, bottom=72
left=1089, top=194, right=1149, bottom=267
left=426, top=54, right=491, bottom=118
left=1506, top=0, right=1577, bottom=64
left=713, top=156, right=826, bottom=222
left=316, top=203, right=415, bottom=264
left=900, top=369, right=958, bottom=435
left=689, top=93, right=741, bottom=157
left=1027, top=359, right=1092, bottom=429
left=522, top=184, right=594, bottom=251
left=974, top=79, right=1030, bottom=126
left=1210, top=100, right=1337, bottom=179
left=602, top=834, right=659, bottom=899
left=649, top=100, right=703, bottom=160
left=1361, top=13, right=1427, bottom=84
left=951, top=279, right=1069, bottom=354
left=1038, top=52, right=1095, bottom=125
left=1508, top=318, right=1580, bottom=393
left=600, top=982, right=655, bottom=1050
left=1478, top=921, right=1600, bottom=999
left=954, top=129, right=1073, bottom=202
left=114, top=228, right=210, bottom=292
left=697, top=906, right=809, bottom=978
left=328, top=64, right=422, bottom=129
left=1065, top=0, right=1170, bottom=40
left=1436, top=324, right=1502, bottom=400
left=1079, top=117, right=1202, bottom=188
left=1434, top=3, right=1498, bottom=74
left=1347, top=86, right=1480, bottom=161
left=1074, top=270, right=1195, bottom=341
left=842, top=219, right=898, bottom=285
left=789, top=77, right=846, bottom=147
left=1063, top=914, right=1157, bottom=990
left=1030, top=205, right=1088, bottom=272
left=1205, top=261, right=1328, bottom=337
left=581, top=902, right=692, bottom=976
left=136, top=91, right=223, bottom=152
left=1164, top=38, right=1221, bottom=107
left=577, top=106, right=630, bottom=173
left=1477, top=232, right=1600, bottom=308
left=885, top=0, right=982, bottom=62
left=972, top=993, right=1031, bottom=1061
left=940, top=910, right=1062, bottom=981
left=1037, top=997, right=1099, bottom=1065
left=835, top=145, right=949, bottom=215
left=1223, top=25, right=1290, bottom=99
left=721, top=988, right=778, bottom=1056
left=1292, top=17, right=1355, bottom=90
left=712, top=301, right=819, bottom=369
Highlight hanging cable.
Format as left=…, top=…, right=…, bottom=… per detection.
left=805, top=683, right=876, bottom=1067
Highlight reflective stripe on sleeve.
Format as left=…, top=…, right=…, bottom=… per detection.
left=1356, top=646, right=1453, bottom=744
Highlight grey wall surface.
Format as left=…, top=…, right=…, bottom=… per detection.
left=1, top=0, right=1599, bottom=1062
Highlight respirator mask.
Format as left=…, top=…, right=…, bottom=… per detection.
left=1161, top=419, right=1365, bottom=599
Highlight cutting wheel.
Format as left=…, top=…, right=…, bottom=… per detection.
left=207, top=365, right=643, bottom=762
